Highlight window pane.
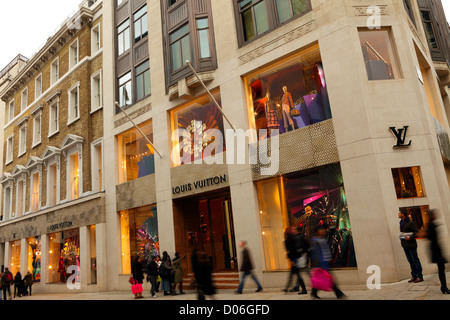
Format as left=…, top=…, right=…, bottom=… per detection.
left=199, top=29, right=210, bottom=58
left=144, top=70, right=151, bottom=96
left=124, top=28, right=130, bottom=52
left=242, top=8, right=255, bottom=41
left=170, top=24, right=189, bottom=42
left=118, top=34, right=124, bottom=55
left=292, top=0, right=307, bottom=16
left=254, top=1, right=269, bottom=35
left=197, top=18, right=208, bottom=29
left=181, top=35, right=191, bottom=66
left=276, top=0, right=292, bottom=23
left=142, top=14, right=148, bottom=38
left=134, top=6, right=147, bottom=20
left=134, top=20, right=141, bottom=43
left=118, top=20, right=129, bottom=33
left=359, top=29, right=399, bottom=80
left=136, top=60, right=149, bottom=74
left=392, top=167, right=425, bottom=199
left=136, top=74, right=144, bottom=100
left=171, top=41, right=182, bottom=71
left=399, top=206, right=429, bottom=231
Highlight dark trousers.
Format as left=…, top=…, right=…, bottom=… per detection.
left=438, top=262, right=448, bottom=288
left=173, top=282, right=183, bottom=292
left=148, top=276, right=157, bottom=296
left=285, top=265, right=306, bottom=291
left=3, top=286, right=11, bottom=300
left=403, top=247, right=423, bottom=279
left=237, top=271, right=262, bottom=293
left=311, top=284, right=343, bottom=298
left=27, top=285, right=32, bottom=296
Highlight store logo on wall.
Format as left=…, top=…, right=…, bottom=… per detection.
left=49, top=221, right=73, bottom=231
left=389, top=126, right=412, bottom=148
left=172, top=174, right=227, bottom=195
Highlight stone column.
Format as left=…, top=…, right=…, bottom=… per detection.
left=95, top=223, right=107, bottom=290
left=20, top=238, right=27, bottom=275
left=79, top=226, right=90, bottom=288
left=40, top=235, right=48, bottom=288
left=4, top=242, right=10, bottom=272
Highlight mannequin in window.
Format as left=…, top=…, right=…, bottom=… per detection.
left=281, top=86, right=295, bottom=132
left=265, top=91, right=279, bottom=135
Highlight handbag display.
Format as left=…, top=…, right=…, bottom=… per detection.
left=290, top=109, right=301, bottom=117
left=310, top=268, right=334, bottom=291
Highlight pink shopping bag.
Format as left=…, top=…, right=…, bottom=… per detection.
left=131, top=281, right=143, bottom=294
left=310, top=268, right=334, bottom=292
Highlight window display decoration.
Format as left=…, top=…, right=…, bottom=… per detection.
left=48, top=229, right=80, bottom=284
left=29, top=237, right=42, bottom=283
left=136, top=206, right=160, bottom=263
left=249, top=57, right=331, bottom=140
left=284, top=164, right=356, bottom=268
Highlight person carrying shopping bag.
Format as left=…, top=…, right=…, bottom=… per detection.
left=310, top=225, right=345, bottom=299
left=131, top=256, right=145, bottom=299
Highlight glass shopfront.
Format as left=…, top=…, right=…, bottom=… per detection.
left=48, top=229, right=80, bottom=284
left=120, top=205, right=159, bottom=275
left=171, top=91, right=225, bottom=166
left=247, top=46, right=332, bottom=140
left=400, top=206, right=429, bottom=232
left=257, top=164, right=357, bottom=271
left=392, top=167, right=425, bottom=199
left=28, top=236, right=42, bottom=282
left=10, top=240, right=21, bottom=276
left=118, top=120, right=154, bottom=184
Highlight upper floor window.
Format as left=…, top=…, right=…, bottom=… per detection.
left=6, top=135, right=14, bottom=164
left=33, top=113, right=42, bottom=147
left=421, top=11, right=438, bottom=49
left=49, top=101, right=59, bottom=136
left=134, top=5, right=148, bottom=44
left=118, top=72, right=132, bottom=108
left=51, top=58, right=59, bottom=85
left=21, top=88, right=28, bottom=111
left=92, top=23, right=102, bottom=54
left=35, top=74, right=42, bottom=99
left=135, top=60, right=151, bottom=101
left=69, top=39, right=79, bottom=69
left=118, top=20, right=130, bottom=56
left=162, top=0, right=217, bottom=88
left=68, top=84, right=80, bottom=124
left=235, top=0, right=311, bottom=45
left=91, top=70, right=103, bottom=112
left=8, top=100, right=15, bottom=123
left=403, top=0, right=415, bottom=25
left=18, top=124, right=27, bottom=157
left=358, top=28, right=401, bottom=81
left=117, top=0, right=126, bottom=6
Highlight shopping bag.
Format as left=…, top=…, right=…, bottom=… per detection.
left=131, top=281, right=143, bottom=294
left=310, top=268, right=334, bottom=292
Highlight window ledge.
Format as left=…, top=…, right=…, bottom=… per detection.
left=90, top=106, right=103, bottom=115
left=32, top=141, right=41, bottom=149
left=48, top=130, right=59, bottom=139
left=168, top=70, right=216, bottom=101
left=67, top=116, right=81, bottom=126
left=5, top=159, right=13, bottom=166
left=18, top=151, right=26, bottom=158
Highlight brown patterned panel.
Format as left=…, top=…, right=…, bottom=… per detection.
left=117, top=52, right=131, bottom=76
left=168, top=1, right=188, bottom=30
left=116, top=2, right=129, bottom=24
left=251, top=119, right=340, bottom=180
left=193, top=0, right=207, bottom=14
left=132, top=0, right=146, bottom=12
left=135, top=39, right=149, bottom=64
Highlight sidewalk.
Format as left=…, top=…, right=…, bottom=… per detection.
left=14, top=272, right=450, bottom=301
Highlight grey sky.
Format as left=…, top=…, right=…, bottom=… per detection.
left=0, top=1, right=449, bottom=70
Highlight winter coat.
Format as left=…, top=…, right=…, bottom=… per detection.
left=132, top=259, right=145, bottom=284
left=196, top=259, right=215, bottom=295
left=400, top=218, right=419, bottom=249
left=1, top=271, right=13, bottom=287
left=240, top=248, right=253, bottom=272
left=146, top=261, right=159, bottom=277
left=310, top=237, right=332, bottom=270
left=159, top=261, right=173, bottom=280
left=426, top=220, right=448, bottom=264
left=172, top=257, right=184, bottom=284
left=24, top=274, right=33, bottom=286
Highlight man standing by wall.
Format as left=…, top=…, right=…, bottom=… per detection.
left=399, top=211, right=423, bottom=283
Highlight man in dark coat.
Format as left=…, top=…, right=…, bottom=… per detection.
left=236, top=241, right=263, bottom=294
left=399, top=211, right=423, bottom=283
left=1, top=268, right=13, bottom=300
left=284, top=226, right=309, bottom=294
left=146, top=256, right=159, bottom=298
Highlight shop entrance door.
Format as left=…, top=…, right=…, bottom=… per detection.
left=175, top=192, right=237, bottom=273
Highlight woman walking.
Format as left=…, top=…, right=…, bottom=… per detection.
left=195, top=252, right=216, bottom=300
left=24, top=271, right=33, bottom=296
left=131, top=256, right=145, bottom=299
left=423, top=209, right=450, bottom=294
left=13, top=272, right=23, bottom=298
left=172, top=252, right=186, bottom=295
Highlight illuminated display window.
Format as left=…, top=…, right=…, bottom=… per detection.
left=171, top=92, right=225, bottom=166
left=120, top=205, right=159, bottom=275
left=11, top=240, right=21, bottom=276
left=247, top=46, right=331, bottom=140
left=28, top=236, right=42, bottom=283
left=118, top=121, right=154, bottom=184
left=257, top=164, right=356, bottom=271
left=48, top=229, right=80, bottom=284
left=392, top=167, right=425, bottom=199
left=399, top=205, right=429, bottom=233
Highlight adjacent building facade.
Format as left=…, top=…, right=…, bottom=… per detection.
left=1, top=0, right=449, bottom=293
left=0, top=0, right=105, bottom=293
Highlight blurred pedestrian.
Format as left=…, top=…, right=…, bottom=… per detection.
left=159, top=255, right=173, bottom=296
left=310, top=225, right=345, bottom=299
left=146, top=256, right=159, bottom=298
left=398, top=211, right=423, bottom=283
left=422, top=209, right=450, bottom=294
left=283, top=226, right=309, bottom=294
left=131, top=256, right=145, bottom=299
left=155, top=255, right=162, bottom=293
left=13, top=272, right=23, bottom=298
left=24, top=271, right=33, bottom=296
left=1, top=268, right=13, bottom=300
left=236, top=241, right=263, bottom=294
left=172, top=252, right=186, bottom=295
left=196, top=251, right=216, bottom=300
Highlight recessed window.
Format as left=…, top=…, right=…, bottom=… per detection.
left=49, top=101, right=59, bottom=136
left=92, top=24, right=101, bottom=54
left=392, top=167, right=425, bottom=199
left=92, top=140, right=103, bottom=192
left=3, top=187, right=12, bottom=221
left=47, top=163, right=58, bottom=207
left=399, top=206, right=429, bottom=232
left=118, top=20, right=130, bottom=56
left=118, top=72, right=132, bottom=108
left=170, top=24, right=191, bottom=72
left=91, top=70, right=103, bottom=111
left=358, top=29, right=401, bottom=80
left=35, top=74, right=42, bottom=99
left=68, top=85, right=80, bottom=124
left=21, top=88, right=28, bottom=111
left=51, top=58, right=59, bottom=85
left=135, top=60, right=150, bottom=101
left=134, top=5, right=148, bottom=44
left=19, top=125, right=27, bottom=156
left=276, top=0, right=309, bottom=23
left=118, top=121, right=154, bottom=184
left=16, top=180, right=25, bottom=217
left=33, top=114, right=42, bottom=147
left=31, top=171, right=40, bottom=212
left=239, top=0, right=269, bottom=41
left=8, top=100, right=15, bottom=123
left=197, top=19, right=211, bottom=59
left=421, top=11, right=438, bottom=49
left=69, top=153, right=80, bottom=200
left=69, top=40, right=79, bottom=69
left=6, top=135, right=14, bottom=164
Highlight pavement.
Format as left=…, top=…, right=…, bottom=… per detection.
left=8, top=271, right=450, bottom=301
